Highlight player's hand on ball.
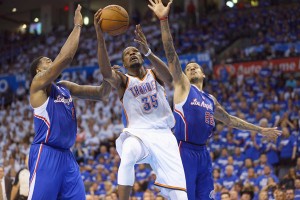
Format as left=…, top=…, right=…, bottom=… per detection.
left=134, top=24, right=149, bottom=55
left=74, top=4, right=83, bottom=26
left=148, top=0, right=172, bottom=19
left=260, top=127, right=282, bottom=142
left=94, top=8, right=103, bottom=36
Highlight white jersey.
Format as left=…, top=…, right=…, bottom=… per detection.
left=122, top=69, right=175, bottom=129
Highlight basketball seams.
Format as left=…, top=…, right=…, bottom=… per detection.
left=101, top=5, right=129, bottom=36
left=102, top=18, right=128, bottom=23
left=107, top=25, right=128, bottom=35
left=104, top=7, right=129, bottom=19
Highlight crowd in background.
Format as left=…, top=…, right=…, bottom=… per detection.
left=0, top=64, right=300, bottom=199
left=1, top=2, right=300, bottom=75
left=1, top=1, right=300, bottom=200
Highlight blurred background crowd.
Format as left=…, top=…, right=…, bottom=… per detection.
left=0, top=0, right=300, bottom=199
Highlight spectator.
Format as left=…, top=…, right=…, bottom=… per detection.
left=10, top=157, right=29, bottom=200
left=285, top=188, right=295, bottom=200
left=218, top=165, right=239, bottom=190
left=220, top=191, right=230, bottom=200
left=229, top=190, right=239, bottom=200
left=278, top=127, right=297, bottom=166
left=0, top=166, right=12, bottom=200
left=295, top=177, right=300, bottom=199
left=240, top=190, right=254, bottom=200
left=256, top=166, right=279, bottom=190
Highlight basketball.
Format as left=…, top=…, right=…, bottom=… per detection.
left=100, top=5, right=129, bottom=36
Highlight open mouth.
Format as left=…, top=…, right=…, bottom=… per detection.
left=130, top=56, right=138, bottom=62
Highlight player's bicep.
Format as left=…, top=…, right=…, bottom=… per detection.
left=31, top=57, right=70, bottom=92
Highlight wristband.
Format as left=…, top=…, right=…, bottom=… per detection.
left=159, top=16, right=168, bottom=21
left=144, top=48, right=152, bottom=57
left=74, top=24, right=82, bottom=28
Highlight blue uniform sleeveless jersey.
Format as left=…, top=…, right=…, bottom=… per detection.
left=28, top=83, right=85, bottom=200
left=32, top=83, right=77, bottom=149
left=174, top=85, right=216, bottom=200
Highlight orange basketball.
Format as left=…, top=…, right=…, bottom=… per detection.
left=101, top=5, right=129, bottom=36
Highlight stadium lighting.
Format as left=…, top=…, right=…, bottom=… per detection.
left=83, top=16, right=89, bottom=25
left=34, top=18, right=39, bottom=23
left=12, top=8, right=17, bottom=12
left=22, top=24, right=27, bottom=29
left=226, top=1, right=234, bottom=7
left=233, top=0, right=238, bottom=3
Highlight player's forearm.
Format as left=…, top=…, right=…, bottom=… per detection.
left=228, top=116, right=262, bottom=132
left=160, top=19, right=182, bottom=81
left=76, top=84, right=111, bottom=101
left=97, top=37, right=113, bottom=79
left=60, top=80, right=111, bottom=101
left=147, top=52, right=173, bottom=84
left=58, top=25, right=82, bottom=63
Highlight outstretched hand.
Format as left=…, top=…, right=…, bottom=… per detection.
left=134, top=24, right=149, bottom=55
left=148, top=0, right=172, bottom=19
left=94, top=8, right=104, bottom=37
left=74, top=4, right=83, bottom=26
left=260, top=127, right=282, bottom=142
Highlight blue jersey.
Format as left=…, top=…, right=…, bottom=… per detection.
left=174, top=85, right=215, bottom=145
left=32, top=83, right=77, bottom=149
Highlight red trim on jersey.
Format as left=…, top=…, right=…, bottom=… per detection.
left=174, top=109, right=188, bottom=141
left=34, top=114, right=51, bottom=143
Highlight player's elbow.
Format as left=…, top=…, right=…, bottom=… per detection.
left=165, top=75, right=173, bottom=85
left=225, top=116, right=235, bottom=127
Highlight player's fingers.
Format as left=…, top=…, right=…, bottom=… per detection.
left=158, top=0, right=162, bottom=4
left=134, top=39, right=144, bottom=45
left=167, top=0, right=173, bottom=8
left=134, top=30, right=140, bottom=38
left=76, top=4, right=81, bottom=12
left=138, top=25, right=144, bottom=35
left=97, top=18, right=103, bottom=25
left=149, top=0, right=156, bottom=6
left=95, top=11, right=102, bottom=20
left=154, top=0, right=159, bottom=4
left=148, top=5, right=154, bottom=11
left=95, top=9, right=102, bottom=17
left=112, top=65, right=121, bottom=70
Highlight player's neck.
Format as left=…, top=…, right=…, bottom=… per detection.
left=127, top=66, right=146, bottom=79
left=193, top=82, right=203, bottom=91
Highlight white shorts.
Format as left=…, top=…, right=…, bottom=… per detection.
left=116, top=128, right=187, bottom=194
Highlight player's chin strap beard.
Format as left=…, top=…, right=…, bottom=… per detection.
left=190, top=77, right=201, bottom=84
left=129, top=63, right=142, bottom=68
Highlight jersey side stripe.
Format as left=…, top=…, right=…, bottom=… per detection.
left=174, top=109, right=188, bottom=141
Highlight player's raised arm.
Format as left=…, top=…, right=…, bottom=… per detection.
left=58, top=80, right=111, bottom=101
left=30, top=5, right=83, bottom=93
left=211, top=95, right=282, bottom=142
left=94, top=9, right=126, bottom=90
left=134, top=24, right=172, bottom=84
left=148, top=0, right=189, bottom=88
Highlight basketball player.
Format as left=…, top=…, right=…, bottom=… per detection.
left=148, top=0, right=282, bottom=199
left=94, top=9, right=187, bottom=200
left=28, top=5, right=111, bottom=200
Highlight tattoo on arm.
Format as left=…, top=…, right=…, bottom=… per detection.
left=213, top=97, right=261, bottom=132
left=160, top=20, right=182, bottom=79
left=230, top=116, right=261, bottom=132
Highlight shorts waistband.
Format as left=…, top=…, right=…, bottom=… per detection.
left=179, top=141, right=207, bottom=151
left=32, top=143, right=70, bottom=152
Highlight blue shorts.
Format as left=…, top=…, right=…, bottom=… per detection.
left=179, top=141, right=215, bottom=200
left=28, top=144, right=85, bottom=200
